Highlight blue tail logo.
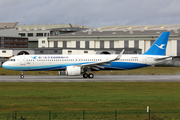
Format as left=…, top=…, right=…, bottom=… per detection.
left=155, top=44, right=166, bottom=49
left=143, top=32, right=170, bottom=56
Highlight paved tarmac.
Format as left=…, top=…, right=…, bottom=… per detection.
left=0, top=75, right=180, bottom=82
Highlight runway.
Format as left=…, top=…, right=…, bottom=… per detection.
left=0, top=75, right=180, bottom=82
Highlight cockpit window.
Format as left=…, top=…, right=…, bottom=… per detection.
left=8, top=59, right=15, bottom=61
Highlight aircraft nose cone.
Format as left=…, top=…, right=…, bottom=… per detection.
left=2, top=62, right=8, bottom=69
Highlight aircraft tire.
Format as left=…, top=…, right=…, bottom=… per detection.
left=83, top=73, right=88, bottom=78
left=88, top=73, right=94, bottom=78
left=20, top=75, right=24, bottom=79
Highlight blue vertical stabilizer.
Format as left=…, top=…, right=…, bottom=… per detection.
left=143, top=32, right=170, bottom=56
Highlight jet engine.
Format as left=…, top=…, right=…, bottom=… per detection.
left=66, top=66, right=81, bottom=76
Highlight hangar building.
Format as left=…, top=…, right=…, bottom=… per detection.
left=1, top=23, right=180, bottom=66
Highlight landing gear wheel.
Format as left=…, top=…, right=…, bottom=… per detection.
left=20, top=71, right=24, bottom=79
left=20, top=75, right=24, bottom=79
left=83, top=73, right=88, bottom=78
left=88, top=73, right=94, bottom=78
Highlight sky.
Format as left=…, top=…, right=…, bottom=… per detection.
left=0, top=0, right=180, bottom=28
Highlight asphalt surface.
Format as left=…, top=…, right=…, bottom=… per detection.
left=0, top=75, right=180, bottom=82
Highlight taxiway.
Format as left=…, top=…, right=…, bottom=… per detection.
left=0, top=75, right=180, bottom=82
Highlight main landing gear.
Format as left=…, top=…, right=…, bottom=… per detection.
left=83, top=73, right=94, bottom=78
left=20, top=71, right=24, bottom=79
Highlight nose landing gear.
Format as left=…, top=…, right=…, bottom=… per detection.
left=20, top=71, right=24, bottom=79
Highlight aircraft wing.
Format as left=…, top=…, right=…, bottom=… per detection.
left=74, top=49, right=124, bottom=70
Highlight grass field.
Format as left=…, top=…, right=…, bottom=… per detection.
left=0, top=82, right=180, bottom=119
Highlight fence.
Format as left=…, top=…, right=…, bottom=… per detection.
left=0, top=110, right=180, bottom=120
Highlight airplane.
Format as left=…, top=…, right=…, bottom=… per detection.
left=2, top=32, right=172, bottom=79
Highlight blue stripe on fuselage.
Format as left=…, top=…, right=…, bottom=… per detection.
left=2, top=61, right=149, bottom=71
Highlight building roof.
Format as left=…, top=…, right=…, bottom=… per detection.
left=18, top=24, right=93, bottom=31
left=97, top=24, right=180, bottom=31
left=52, top=30, right=180, bottom=37
left=0, top=22, right=18, bottom=29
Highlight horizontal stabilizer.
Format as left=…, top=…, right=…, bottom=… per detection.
left=155, top=56, right=172, bottom=61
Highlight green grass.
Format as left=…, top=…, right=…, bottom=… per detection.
left=1, top=67, right=180, bottom=75
left=0, top=82, right=180, bottom=119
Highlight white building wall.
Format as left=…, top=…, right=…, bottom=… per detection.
left=62, top=49, right=95, bottom=55
left=166, top=40, right=177, bottom=56
left=129, top=40, right=134, bottom=48
left=67, top=41, right=71, bottom=48
left=171, top=40, right=177, bottom=56
left=166, top=40, right=171, bottom=56
left=80, top=41, right=85, bottom=48
left=114, top=41, right=119, bottom=48
left=95, top=41, right=100, bottom=48
left=145, top=40, right=150, bottom=52
left=0, top=50, right=13, bottom=57
left=104, top=41, right=109, bottom=48
left=77, top=50, right=95, bottom=54
left=119, top=41, right=124, bottom=48
left=38, top=37, right=48, bottom=48
left=89, top=41, right=94, bottom=48
left=49, top=41, right=54, bottom=48
left=58, top=41, right=62, bottom=47
left=71, top=41, right=76, bottom=48
left=139, top=40, right=145, bottom=53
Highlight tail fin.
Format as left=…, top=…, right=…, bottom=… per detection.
left=143, top=32, right=170, bottom=56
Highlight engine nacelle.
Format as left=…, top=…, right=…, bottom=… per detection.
left=66, top=66, right=81, bottom=76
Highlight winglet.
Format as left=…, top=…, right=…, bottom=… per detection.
left=113, top=49, right=125, bottom=61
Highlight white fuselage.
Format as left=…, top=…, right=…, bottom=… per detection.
left=2, top=54, right=170, bottom=71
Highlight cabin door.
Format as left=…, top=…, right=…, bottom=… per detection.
left=20, top=56, right=25, bottom=65
left=143, top=56, right=147, bottom=64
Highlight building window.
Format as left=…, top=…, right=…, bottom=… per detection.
left=24, top=39, right=28, bottom=42
left=84, top=51, right=88, bottom=53
left=100, top=41, right=104, bottom=49
left=28, top=33, right=33, bottom=37
left=19, top=39, right=23, bottom=42
left=124, top=41, right=129, bottom=48
left=2, top=51, right=6, bottom=53
left=19, top=33, right=25, bottom=37
left=68, top=50, right=72, bottom=54
left=54, top=50, right=58, bottom=53
left=36, top=33, right=43, bottom=37
left=9, top=39, right=14, bottom=42
left=110, top=41, right=114, bottom=49
left=55, top=31, right=59, bottom=35
left=5, top=39, right=9, bottom=41
left=54, top=41, right=58, bottom=48
left=40, top=51, right=43, bottom=53
left=76, top=41, right=80, bottom=48
left=15, top=39, right=18, bottom=42
left=42, top=41, right=45, bottom=43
